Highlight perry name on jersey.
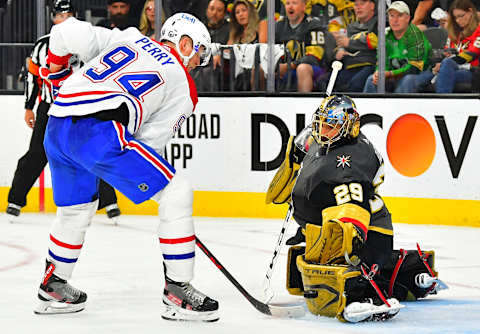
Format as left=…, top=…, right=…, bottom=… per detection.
left=47, top=17, right=197, bottom=153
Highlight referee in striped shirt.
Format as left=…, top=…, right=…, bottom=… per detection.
left=6, top=0, right=121, bottom=222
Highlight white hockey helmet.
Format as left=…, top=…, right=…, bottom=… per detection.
left=160, top=13, right=212, bottom=67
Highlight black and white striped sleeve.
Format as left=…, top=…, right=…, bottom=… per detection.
left=24, top=34, right=51, bottom=109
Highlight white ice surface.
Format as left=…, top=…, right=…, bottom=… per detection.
left=1, top=213, right=479, bottom=334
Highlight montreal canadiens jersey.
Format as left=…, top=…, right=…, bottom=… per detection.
left=47, top=17, right=197, bottom=154
left=292, top=133, right=392, bottom=235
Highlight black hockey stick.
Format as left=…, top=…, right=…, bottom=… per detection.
left=195, top=237, right=305, bottom=318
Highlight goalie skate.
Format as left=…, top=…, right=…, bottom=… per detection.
left=415, top=273, right=449, bottom=292
left=342, top=298, right=404, bottom=323
left=34, top=261, right=87, bottom=315
left=162, top=277, right=219, bottom=322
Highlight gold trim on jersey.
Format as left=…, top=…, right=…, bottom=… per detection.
left=368, top=225, right=394, bottom=236
left=409, top=60, right=425, bottom=71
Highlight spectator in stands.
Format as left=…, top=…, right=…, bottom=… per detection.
left=432, top=0, right=480, bottom=92
left=403, top=0, right=435, bottom=30
left=225, top=0, right=262, bottom=90
left=139, top=0, right=155, bottom=38
left=363, top=1, right=432, bottom=93
left=243, top=0, right=282, bottom=43
left=228, top=0, right=260, bottom=44
left=192, top=0, right=230, bottom=91
left=276, top=0, right=330, bottom=92
left=97, top=0, right=137, bottom=30
left=307, top=0, right=356, bottom=32
left=207, top=0, right=230, bottom=43
left=207, top=0, right=230, bottom=69
left=334, top=0, right=377, bottom=92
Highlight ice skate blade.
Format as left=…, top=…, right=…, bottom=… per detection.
left=162, top=304, right=219, bottom=322
left=34, top=299, right=85, bottom=315
left=6, top=215, right=19, bottom=224
left=110, top=217, right=119, bottom=226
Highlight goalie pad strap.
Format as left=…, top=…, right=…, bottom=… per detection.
left=388, top=249, right=407, bottom=297
left=360, top=264, right=390, bottom=307
left=416, top=243, right=438, bottom=294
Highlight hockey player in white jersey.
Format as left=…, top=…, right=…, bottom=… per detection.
left=34, top=13, right=219, bottom=322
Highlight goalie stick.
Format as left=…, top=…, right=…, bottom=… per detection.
left=261, top=61, right=344, bottom=303
left=262, top=204, right=293, bottom=303
left=326, top=60, right=343, bottom=97
left=195, top=237, right=305, bottom=318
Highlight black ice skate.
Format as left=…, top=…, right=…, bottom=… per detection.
left=6, top=203, right=21, bottom=223
left=105, top=204, right=121, bottom=225
left=34, top=261, right=87, bottom=314
left=162, top=276, right=219, bottom=322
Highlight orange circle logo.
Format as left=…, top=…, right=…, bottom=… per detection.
left=386, top=114, right=436, bottom=177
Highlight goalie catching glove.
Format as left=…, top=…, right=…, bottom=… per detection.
left=304, top=203, right=370, bottom=265
left=266, top=136, right=307, bottom=204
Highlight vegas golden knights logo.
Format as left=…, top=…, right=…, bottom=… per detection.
left=286, top=40, right=305, bottom=61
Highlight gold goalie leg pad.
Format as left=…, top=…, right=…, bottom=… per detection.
left=296, top=255, right=361, bottom=320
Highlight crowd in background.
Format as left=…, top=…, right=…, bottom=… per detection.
left=123, top=0, right=479, bottom=94
left=3, top=0, right=480, bottom=94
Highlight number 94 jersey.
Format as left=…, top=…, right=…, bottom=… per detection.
left=47, top=17, right=197, bottom=154
left=292, top=133, right=393, bottom=236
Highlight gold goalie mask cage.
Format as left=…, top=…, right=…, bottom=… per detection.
left=311, top=95, right=360, bottom=147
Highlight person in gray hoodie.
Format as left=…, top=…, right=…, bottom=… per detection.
left=333, top=0, right=377, bottom=92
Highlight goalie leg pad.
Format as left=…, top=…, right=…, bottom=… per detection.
left=381, top=249, right=441, bottom=300
left=296, top=255, right=361, bottom=319
left=286, top=246, right=305, bottom=296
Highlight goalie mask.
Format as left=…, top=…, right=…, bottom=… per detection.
left=160, top=13, right=212, bottom=67
left=311, top=95, right=360, bottom=148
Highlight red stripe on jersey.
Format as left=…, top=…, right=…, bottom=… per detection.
left=50, top=234, right=83, bottom=249
left=47, top=50, right=71, bottom=66
left=57, top=91, right=118, bottom=98
left=159, top=235, right=195, bottom=244
left=339, top=217, right=368, bottom=237
left=113, top=121, right=129, bottom=148
left=155, top=42, right=198, bottom=111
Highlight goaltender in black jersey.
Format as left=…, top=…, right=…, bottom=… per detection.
left=266, top=94, right=448, bottom=323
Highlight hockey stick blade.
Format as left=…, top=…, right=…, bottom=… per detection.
left=196, top=237, right=306, bottom=318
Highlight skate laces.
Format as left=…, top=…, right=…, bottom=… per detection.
left=182, top=283, right=206, bottom=306
left=51, top=280, right=81, bottom=301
